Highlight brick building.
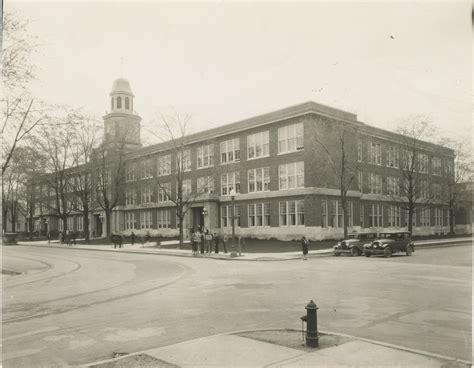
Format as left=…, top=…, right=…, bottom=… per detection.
left=31, top=78, right=456, bottom=240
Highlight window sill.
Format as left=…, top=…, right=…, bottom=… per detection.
left=277, top=149, right=304, bottom=156
left=220, top=160, right=240, bottom=166
left=247, top=155, right=270, bottom=161
left=196, top=165, right=214, bottom=170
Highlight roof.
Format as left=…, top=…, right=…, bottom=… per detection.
left=110, top=78, right=133, bottom=96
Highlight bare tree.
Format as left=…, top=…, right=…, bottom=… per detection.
left=395, top=118, right=440, bottom=235
left=31, top=111, right=78, bottom=237
left=148, top=111, right=217, bottom=247
left=313, top=120, right=359, bottom=238
left=438, top=137, right=473, bottom=235
left=1, top=12, right=46, bottom=175
left=92, top=138, right=128, bottom=241
left=70, top=113, right=102, bottom=242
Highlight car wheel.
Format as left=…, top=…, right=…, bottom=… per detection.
left=384, top=247, right=392, bottom=258
left=406, top=245, right=414, bottom=256
left=351, top=247, right=360, bottom=257
left=365, top=252, right=371, bottom=257
left=334, top=252, right=340, bottom=257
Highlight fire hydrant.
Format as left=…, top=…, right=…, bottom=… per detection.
left=300, top=300, right=319, bottom=347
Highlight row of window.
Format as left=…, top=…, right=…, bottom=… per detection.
left=125, top=162, right=305, bottom=204
left=125, top=210, right=172, bottom=230
left=111, top=96, right=132, bottom=111
left=57, top=216, right=84, bottom=232
left=359, top=172, right=445, bottom=199
left=125, top=123, right=305, bottom=181
left=358, top=140, right=451, bottom=176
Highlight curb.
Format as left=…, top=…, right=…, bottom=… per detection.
left=15, top=243, right=333, bottom=261
left=84, top=327, right=472, bottom=367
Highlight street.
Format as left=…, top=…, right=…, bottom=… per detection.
left=2, top=243, right=471, bottom=367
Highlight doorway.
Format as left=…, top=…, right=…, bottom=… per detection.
left=192, top=207, right=204, bottom=231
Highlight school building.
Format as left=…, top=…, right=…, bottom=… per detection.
left=31, top=78, right=462, bottom=240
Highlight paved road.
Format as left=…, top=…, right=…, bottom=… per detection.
left=2, top=243, right=471, bottom=367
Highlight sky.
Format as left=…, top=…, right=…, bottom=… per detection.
left=7, top=1, right=472, bottom=147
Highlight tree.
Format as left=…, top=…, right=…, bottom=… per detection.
left=438, top=137, right=473, bottom=235
left=92, top=138, right=127, bottom=241
left=313, top=120, right=359, bottom=238
left=395, top=118, right=440, bottom=235
left=1, top=12, right=46, bottom=175
left=31, top=111, right=78, bottom=237
left=149, top=111, right=217, bottom=247
left=69, top=113, right=102, bottom=242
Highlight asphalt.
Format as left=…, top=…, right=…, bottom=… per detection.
left=15, top=236, right=472, bottom=261
left=85, top=330, right=472, bottom=368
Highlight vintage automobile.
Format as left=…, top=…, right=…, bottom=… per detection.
left=364, top=231, right=415, bottom=258
left=334, top=232, right=377, bottom=256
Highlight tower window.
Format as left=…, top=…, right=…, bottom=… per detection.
left=117, top=96, right=122, bottom=109
left=111, top=97, right=114, bottom=110
left=125, top=97, right=130, bottom=110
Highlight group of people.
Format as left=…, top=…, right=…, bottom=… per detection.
left=190, top=228, right=227, bottom=256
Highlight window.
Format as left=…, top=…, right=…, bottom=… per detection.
left=247, top=131, right=270, bottom=159
left=140, top=211, right=153, bottom=229
left=432, top=183, right=442, bottom=200
left=386, top=146, right=399, bottom=168
left=278, top=123, right=304, bottom=154
left=418, top=153, right=429, bottom=173
left=220, top=138, right=240, bottom=164
left=386, top=176, right=400, bottom=196
left=125, top=188, right=137, bottom=205
left=177, top=149, right=191, bottom=172
left=321, top=200, right=328, bottom=228
left=58, top=219, right=63, bottom=232
left=358, top=172, right=364, bottom=192
left=221, top=172, right=240, bottom=195
left=432, top=157, right=442, bottom=176
left=403, top=150, right=414, bottom=170
left=360, top=204, right=365, bottom=228
left=117, top=96, right=122, bottom=109
left=331, top=200, right=343, bottom=228
left=279, top=200, right=304, bottom=226
left=434, top=208, right=443, bottom=227
left=157, top=155, right=171, bottom=176
left=140, top=159, right=153, bottom=179
left=125, top=212, right=136, bottom=230
left=357, top=139, right=363, bottom=162
left=368, top=142, right=382, bottom=165
left=67, top=217, right=74, bottom=231
left=125, top=97, right=130, bottom=110
left=368, top=173, right=382, bottom=194
left=76, top=216, right=83, bottom=232
left=157, top=210, right=171, bottom=229
left=405, top=209, right=417, bottom=227
left=369, top=204, right=383, bottom=227
left=279, top=162, right=304, bottom=190
left=221, top=205, right=240, bottom=227
left=388, top=205, right=401, bottom=227
left=248, top=203, right=270, bottom=227
left=197, top=176, right=214, bottom=193
left=420, top=208, right=430, bottom=227
left=141, top=187, right=153, bottom=203
left=177, top=179, right=192, bottom=197
left=197, top=144, right=214, bottom=169
left=419, top=180, right=429, bottom=199
left=158, top=183, right=171, bottom=202
left=446, top=160, right=454, bottom=177
left=248, top=167, right=270, bottom=192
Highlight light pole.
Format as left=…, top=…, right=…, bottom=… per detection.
left=229, top=189, right=238, bottom=257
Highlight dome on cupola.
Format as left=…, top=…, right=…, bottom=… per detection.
left=110, top=78, right=134, bottom=96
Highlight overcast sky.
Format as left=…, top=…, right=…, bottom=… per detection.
left=7, top=1, right=472, bottom=146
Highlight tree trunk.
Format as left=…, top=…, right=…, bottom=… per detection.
left=83, top=203, right=90, bottom=243
left=62, top=216, right=68, bottom=237
left=449, top=207, right=455, bottom=235
left=105, top=209, right=112, bottom=241
left=341, top=192, right=348, bottom=239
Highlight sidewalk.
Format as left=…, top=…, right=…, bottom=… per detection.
left=17, top=236, right=471, bottom=261
left=85, top=330, right=472, bottom=368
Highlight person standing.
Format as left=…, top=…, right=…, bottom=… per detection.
left=131, top=231, right=135, bottom=245
left=213, top=233, right=219, bottom=254
left=200, top=229, right=205, bottom=254
left=191, top=230, right=197, bottom=256
left=301, top=236, right=309, bottom=260
left=47, top=232, right=51, bottom=245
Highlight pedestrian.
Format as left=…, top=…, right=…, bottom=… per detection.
left=131, top=231, right=135, bottom=245
left=223, top=235, right=228, bottom=253
left=213, top=233, right=219, bottom=254
left=301, top=236, right=309, bottom=260
left=59, top=232, right=64, bottom=245
left=200, top=229, right=205, bottom=254
left=190, top=230, right=197, bottom=256
left=47, top=232, right=51, bottom=245
left=204, top=229, right=211, bottom=253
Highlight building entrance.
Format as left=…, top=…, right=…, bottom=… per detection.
left=192, top=207, right=205, bottom=231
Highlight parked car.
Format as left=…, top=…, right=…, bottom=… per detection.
left=364, top=231, right=415, bottom=258
left=334, top=232, right=377, bottom=256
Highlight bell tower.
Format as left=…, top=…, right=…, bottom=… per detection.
left=103, top=78, right=141, bottom=148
